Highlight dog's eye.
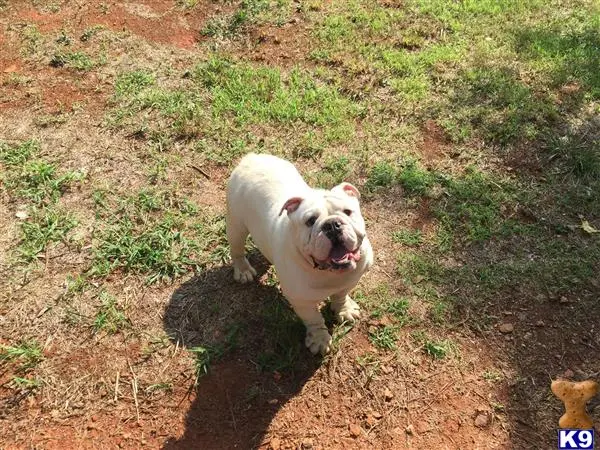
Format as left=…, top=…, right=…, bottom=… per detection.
left=305, top=216, right=317, bottom=227
left=343, top=209, right=352, bottom=216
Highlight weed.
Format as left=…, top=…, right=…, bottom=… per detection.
left=392, top=229, right=423, bottom=246
left=64, top=274, right=89, bottom=297
left=201, top=0, right=269, bottom=38
left=20, top=24, right=42, bottom=55
left=398, top=159, right=434, bottom=195
left=146, top=382, right=174, bottom=393
left=177, top=0, right=198, bottom=9
left=80, top=25, right=104, bottom=42
left=369, top=325, right=399, bottom=350
left=0, top=341, right=44, bottom=370
left=10, top=377, right=42, bottom=388
left=356, top=352, right=381, bottom=379
left=18, top=208, right=78, bottom=261
left=1, top=140, right=84, bottom=205
left=386, top=297, right=411, bottom=322
left=50, top=51, right=95, bottom=70
left=93, top=291, right=127, bottom=334
left=366, top=161, right=396, bottom=191
left=314, top=155, right=351, bottom=188
left=435, top=168, right=519, bottom=243
left=423, top=339, right=454, bottom=359
left=397, top=251, right=441, bottom=283
left=0, top=140, right=39, bottom=166
left=194, top=57, right=357, bottom=128
left=257, top=297, right=305, bottom=372
left=482, top=369, right=503, bottom=382
left=189, top=323, right=241, bottom=381
left=413, top=332, right=455, bottom=359
left=115, top=70, right=156, bottom=97
left=89, top=190, right=218, bottom=283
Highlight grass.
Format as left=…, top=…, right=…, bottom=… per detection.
left=190, top=323, right=241, bottom=382
left=256, top=296, right=305, bottom=372
left=412, top=331, right=456, bottom=359
left=369, top=325, right=399, bottom=350
left=1, top=140, right=82, bottom=262
left=110, top=58, right=359, bottom=162
left=50, top=51, right=96, bottom=70
left=89, top=189, right=226, bottom=283
left=18, top=207, right=78, bottom=261
left=200, top=0, right=271, bottom=38
left=392, top=229, right=423, bottom=246
left=194, top=57, right=357, bottom=128
left=1, top=140, right=84, bottom=205
left=93, top=291, right=128, bottom=334
left=0, top=341, right=44, bottom=370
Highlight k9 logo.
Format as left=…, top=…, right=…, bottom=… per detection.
left=558, top=429, right=595, bottom=449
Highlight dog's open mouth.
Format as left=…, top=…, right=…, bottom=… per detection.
left=312, top=244, right=361, bottom=271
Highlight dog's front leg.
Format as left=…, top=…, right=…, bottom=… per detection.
left=292, top=303, right=332, bottom=355
left=330, top=290, right=361, bottom=323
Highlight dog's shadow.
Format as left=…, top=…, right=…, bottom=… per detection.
left=162, top=253, right=319, bottom=449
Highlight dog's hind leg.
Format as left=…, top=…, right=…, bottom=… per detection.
left=226, top=215, right=257, bottom=283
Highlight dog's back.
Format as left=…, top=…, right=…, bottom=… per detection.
left=226, top=153, right=308, bottom=264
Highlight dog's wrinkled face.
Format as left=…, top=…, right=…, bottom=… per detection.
left=280, top=183, right=367, bottom=273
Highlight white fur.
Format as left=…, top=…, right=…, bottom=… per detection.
left=226, top=153, right=373, bottom=355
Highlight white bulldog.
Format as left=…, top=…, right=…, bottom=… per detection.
left=226, top=153, right=374, bottom=355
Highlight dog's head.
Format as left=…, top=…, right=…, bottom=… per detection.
left=279, top=182, right=367, bottom=273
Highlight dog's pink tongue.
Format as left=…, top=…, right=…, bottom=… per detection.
left=330, top=245, right=349, bottom=262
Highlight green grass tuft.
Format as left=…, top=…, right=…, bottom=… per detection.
left=369, top=325, right=399, bottom=350
left=93, top=291, right=128, bottom=334
left=0, top=341, right=44, bottom=369
left=392, top=229, right=423, bottom=246
left=18, top=208, right=78, bottom=261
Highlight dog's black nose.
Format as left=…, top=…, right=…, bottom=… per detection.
left=323, top=219, right=343, bottom=236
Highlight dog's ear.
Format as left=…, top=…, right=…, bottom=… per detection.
left=333, top=182, right=360, bottom=200
left=279, top=197, right=303, bottom=216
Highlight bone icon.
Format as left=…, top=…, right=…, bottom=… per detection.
left=551, top=379, right=598, bottom=429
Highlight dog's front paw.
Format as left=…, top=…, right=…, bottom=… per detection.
left=305, top=327, right=332, bottom=355
left=232, top=257, right=257, bottom=283
left=334, top=297, right=361, bottom=323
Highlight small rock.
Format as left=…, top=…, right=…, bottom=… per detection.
left=474, top=413, right=491, bottom=428
left=268, top=399, right=279, bottom=405
left=15, top=210, right=28, bottom=220
left=270, top=437, right=281, bottom=450
left=560, top=296, right=569, bottom=304
left=415, top=420, right=430, bottom=434
left=372, top=411, right=383, bottom=419
left=321, top=389, right=330, bottom=398
left=349, top=423, right=361, bottom=438
left=365, top=415, right=376, bottom=427
left=3, top=64, right=18, bottom=73
left=535, top=320, right=545, bottom=327
left=405, top=424, right=415, bottom=435
left=498, top=323, right=514, bottom=334
left=301, top=438, right=313, bottom=449
left=563, top=369, right=575, bottom=378
left=384, top=388, right=394, bottom=401
left=523, top=332, right=532, bottom=340
left=381, top=365, right=393, bottom=374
